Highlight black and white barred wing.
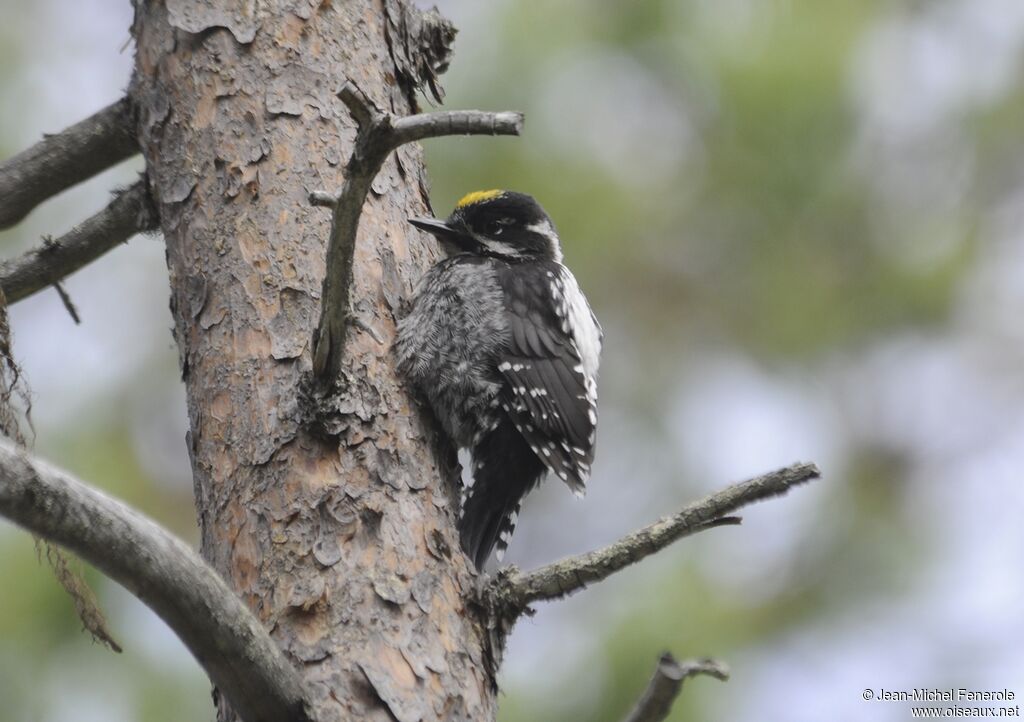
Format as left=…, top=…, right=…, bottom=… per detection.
left=496, top=264, right=601, bottom=495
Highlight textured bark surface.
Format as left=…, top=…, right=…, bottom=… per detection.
left=130, top=1, right=496, bottom=720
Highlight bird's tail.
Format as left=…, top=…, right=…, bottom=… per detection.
left=460, top=415, right=546, bottom=570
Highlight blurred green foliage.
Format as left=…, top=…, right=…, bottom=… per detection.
left=2, top=0, right=1022, bottom=720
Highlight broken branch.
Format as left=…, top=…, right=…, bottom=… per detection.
left=623, top=653, right=729, bottom=722
left=0, top=180, right=158, bottom=305
left=0, top=97, right=138, bottom=230
left=310, top=81, right=523, bottom=383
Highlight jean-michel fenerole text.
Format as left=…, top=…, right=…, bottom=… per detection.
left=876, top=689, right=1015, bottom=703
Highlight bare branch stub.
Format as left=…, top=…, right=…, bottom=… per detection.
left=309, top=191, right=339, bottom=208
left=310, top=81, right=524, bottom=385
left=0, top=439, right=313, bottom=722
left=337, top=81, right=382, bottom=129
left=622, top=653, right=730, bottom=722
left=0, top=97, right=139, bottom=230
left=485, top=462, right=821, bottom=620
left=0, top=180, right=158, bottom=305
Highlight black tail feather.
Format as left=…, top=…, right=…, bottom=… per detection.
left=459, top=415, right=546, bottom=570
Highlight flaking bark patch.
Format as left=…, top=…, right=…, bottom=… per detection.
left=167, top=0, right=261, bottom=44
left=383, top=0, right=456, bottom=105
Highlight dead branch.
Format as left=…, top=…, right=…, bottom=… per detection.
left=0, top=97, right=138, bottom=230
left=0, top=180, right=158, bottom=305
left=486, top=462, right=821, bottom=620
left=0, top=438, right=313, bottom=722
left=623, top=653, right=729, bottom=722
left=309, top=81, right=523, bottom=383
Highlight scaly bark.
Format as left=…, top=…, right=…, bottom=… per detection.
left=131, top=2, right=495, bottom=720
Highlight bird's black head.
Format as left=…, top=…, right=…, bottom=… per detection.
left=409, top=190, right=561, bottom=262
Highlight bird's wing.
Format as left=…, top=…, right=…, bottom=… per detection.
left=495, top=264, right=599, bottom=494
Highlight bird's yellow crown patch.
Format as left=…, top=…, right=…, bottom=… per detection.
left=455, top=189, right=504, bottom=209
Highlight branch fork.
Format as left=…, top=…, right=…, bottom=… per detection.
left=309, top=81, right=524, bottom=384
left=623, top=653, right=730, bottom=722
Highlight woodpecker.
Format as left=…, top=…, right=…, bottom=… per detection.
left=395, top=190, right=602, bottom=570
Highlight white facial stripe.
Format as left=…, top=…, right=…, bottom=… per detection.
left=466, top=218, right=562, bottom=260
left=526, top=219, right=556, bottom=238
left=482, top=239, right=526, bottom=258
left=526, top=219, right=562, bottom=262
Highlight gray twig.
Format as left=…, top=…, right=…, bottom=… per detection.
left=0, top=439, right=313, bottom=722
left=0, top=180, right=158, bottom=305
left=486, top=462, right=821, bottom=618
left=0, top=97, right=138, bottom=230
left=310, top=81, right=524, bottom=384
left=623, top=653, right=730, bottom=722
left=52, top=282, right=81, bottom=324
left=308, top=191, right=339, bottom=208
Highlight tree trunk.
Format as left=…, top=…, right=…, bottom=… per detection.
left=130, top=2, right=496, bottom=720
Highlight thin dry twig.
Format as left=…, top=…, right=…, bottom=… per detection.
left=52, top=282, right=81, bottom=324
left=0, top=97, right=138, bottom=230
left=486, top=462, right=821, bottom=618
left=310, top=81, right=523, bottom=384
left=0, top=439, right=313, bottom=722
left=0, top=180, right=158, bottom=305
left=623, top=653, right=730, bottom=722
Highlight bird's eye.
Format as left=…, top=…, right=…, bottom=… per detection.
left=485, top=217, right=515, bottom=235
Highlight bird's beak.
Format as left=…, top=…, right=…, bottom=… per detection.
left=409, top=217, right=477, bottom=252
